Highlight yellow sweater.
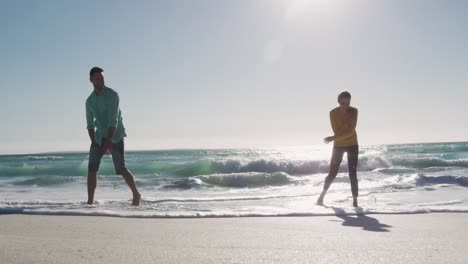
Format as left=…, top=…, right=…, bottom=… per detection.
left=330, top=107, right=358, bottom=147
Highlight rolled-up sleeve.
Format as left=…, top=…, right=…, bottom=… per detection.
left=86, top=101, right=94, bottom=129
left=108, top=93, right=120, bottom=128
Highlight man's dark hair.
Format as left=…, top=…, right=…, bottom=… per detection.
left=89, top=67, right=104, bottom=79
left=338, top=91, right=351, bottom=100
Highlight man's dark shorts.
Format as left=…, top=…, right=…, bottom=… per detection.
left=88, top=138, right=126, bottom=175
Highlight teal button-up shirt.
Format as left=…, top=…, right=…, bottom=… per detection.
left=86, top=86, right=126, bottom=145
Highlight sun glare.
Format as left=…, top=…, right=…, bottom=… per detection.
left=285, top=0, right=336, bottom=20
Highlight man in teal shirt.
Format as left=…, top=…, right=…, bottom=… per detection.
left=86, top=67, right=141, bottom=206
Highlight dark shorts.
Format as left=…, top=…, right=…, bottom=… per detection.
left=88, top=138, right=126, bottom=175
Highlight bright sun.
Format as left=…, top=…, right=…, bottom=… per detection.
left=285, top=0, right=336, bottom=20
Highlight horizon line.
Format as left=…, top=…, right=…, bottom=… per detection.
left=1, top=140, right=466, bottom=156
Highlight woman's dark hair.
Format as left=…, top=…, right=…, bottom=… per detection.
left=338, top=91, right=351, bottom=100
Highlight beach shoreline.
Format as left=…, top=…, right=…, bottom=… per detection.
left=1, top=213, right=467, bottom=264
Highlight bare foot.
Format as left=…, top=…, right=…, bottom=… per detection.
left=316, top=192, right=326, bottom=206
left=132, top=192, right=141, bottom=206
left=316, top=198, right=324, bottom=206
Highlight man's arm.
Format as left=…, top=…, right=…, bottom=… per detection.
left=88, top=129, right=95, bottom=143
left=106, top=127, right=116, bottom=141
left=101, top=127, right=115, bottom=153
left=86, top=102, right=95, bottom=143
left=108, top=93, right=120, bottom=130
left=103, top=93, right=119, bottom=153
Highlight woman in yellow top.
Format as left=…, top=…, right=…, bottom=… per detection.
left=317, top=91, right=359, bottom=207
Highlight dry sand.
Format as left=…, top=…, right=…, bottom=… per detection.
left=1, top=213, right=467, bottom=264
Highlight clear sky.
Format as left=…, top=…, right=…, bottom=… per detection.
left=1, top=0, right=467, bottom=154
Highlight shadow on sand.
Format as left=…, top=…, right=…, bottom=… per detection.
left=330, top=207, right=393, bottom=232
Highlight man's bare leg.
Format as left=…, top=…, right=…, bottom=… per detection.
left=121, top=168, right=141, bottom=206
left=87, top=171, right=97, bottom=205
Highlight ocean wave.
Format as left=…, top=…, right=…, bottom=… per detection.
left=27, top=156, right=64, bottom=161
left=145, top=156, right=391, bottom=177
left=161, top=172, right=296, bottom=189
left=140, top=193, right=315, bottom=203
left=0, top=164, right=88, bottom=177
left=373, top=168, right=417, bottom=175
left=0, top=157, right=387, bottom=177
left=197, top=172, right=294, bottom=188
left=415, top=175, right=468, bottom=187
left=390, top=157, right=468, bottom=169
left=13, top=175, right=79, bottom=186
left=380, top=174, right=468, bottom=190
left=387, top=142, right=468, bottom=154
left=0, top=152, right=466, bottom=181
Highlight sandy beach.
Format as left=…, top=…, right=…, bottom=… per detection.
left=1, top=213, right=467, bottom=264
